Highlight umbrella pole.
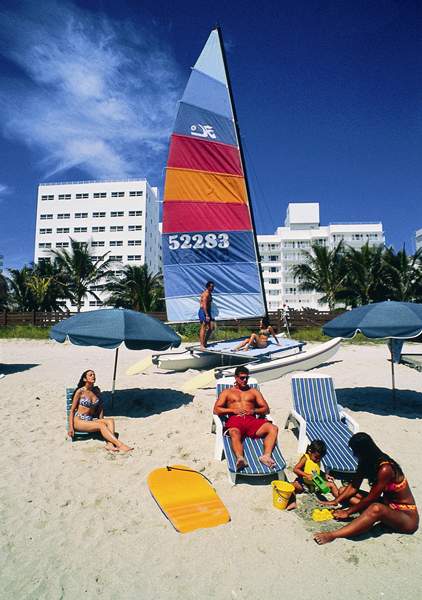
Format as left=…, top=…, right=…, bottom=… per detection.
left=390, top=347, right=396, bottom=405
left=111, top=347, right=119, bottom=409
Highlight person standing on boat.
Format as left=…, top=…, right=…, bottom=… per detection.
left=198, top=281, right=215, bottom=349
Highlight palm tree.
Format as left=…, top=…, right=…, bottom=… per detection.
left=291, top=241, right=347, bottom=311
left=51, top=238, right=114, bottom=312
left=343, top=242, right=387, bottom=306
left=0, top=272, right=9, bottom=310
left=32, top=260, right=68, bottom=311
left=105, top=264, right=164, bottom=312
left=8, top=266, right=36, bottom=310
left=382, top=246, right=422, bottom=302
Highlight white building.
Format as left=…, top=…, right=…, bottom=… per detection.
left=416, top=229, right=422, bottom=251
left=34, top=179, right=160, bottom=311
left=258, top=203, right=385, bottom=311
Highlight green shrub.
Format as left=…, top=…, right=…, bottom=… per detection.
left=0, top=325, right=50, bottom=339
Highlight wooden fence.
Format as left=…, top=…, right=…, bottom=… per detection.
left=0, top=308, right=343, bottom=330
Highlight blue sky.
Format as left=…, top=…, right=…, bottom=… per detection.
left=1, top=0, right=421, bottom=269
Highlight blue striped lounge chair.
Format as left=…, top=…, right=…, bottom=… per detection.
left=66, top=387, right=91, bottom=442
left=213, top=377, right=286, bottom=485
left=285, top=374, right=359, bottom=475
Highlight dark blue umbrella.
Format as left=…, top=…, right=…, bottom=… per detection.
left=50, top=309, right=181, bottom=402
left=323, top=301, right=422, bottom=400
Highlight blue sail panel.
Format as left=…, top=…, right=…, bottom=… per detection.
left=164, top=262, right=261, bottom=297
left=182, top=69, right=232, bottom=119
left=194, top=29, right=227, bottom=85
left=163, top=231, right=256, bottom=266
left=166, top=294, right=266, bottom=322
left=174, top=102, right=237, bottom=147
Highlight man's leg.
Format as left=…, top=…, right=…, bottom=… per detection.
left=205, top=321, right=214, bottom=345
left=199, top=322, right=206, bottom=348
left=228, top=428, right=247, bottom=470
left=255, top=422, right=278, bottom=468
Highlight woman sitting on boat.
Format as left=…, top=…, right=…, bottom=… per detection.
left=314, top=432, right=419, bottom=545
left=233, top=316, right=280, bottom=352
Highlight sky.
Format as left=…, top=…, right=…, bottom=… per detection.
left=1, top=0, right=421, bottom=270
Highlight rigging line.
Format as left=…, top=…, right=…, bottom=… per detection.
left=242, top=139, right=275, bottom=235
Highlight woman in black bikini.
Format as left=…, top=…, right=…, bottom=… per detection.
left=233, top=316, right=280, bottom=352
left=314, top=432, right=418, bottom=544
left=68, top=369, right=133, bottom=453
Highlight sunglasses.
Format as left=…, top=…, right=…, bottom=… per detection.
left=237, top=375, right=249, bottom=380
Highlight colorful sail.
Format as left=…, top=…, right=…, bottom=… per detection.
left=162, top=29, right=266, bottom=322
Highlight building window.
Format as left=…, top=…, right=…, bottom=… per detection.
left=111, top=191, right=125, bottom=197
left=40, top=214, right=53, bottom=220
left=92, top=226, right=105, bottom=232
left=110, top=211, right=124, bottom=217
left=56, top=227, right=70, bottom=233
left=92, top=241, right=105, bottom=247
left=128, top=255, right=142, bottom=261
left=128, top=210, right=142, bottom=217
left=110, top=240, right=123, bottom=247
left=93, top=192, right=107, bottom=198
left=93, top=212, right=106, bottom=218
left=109, top=255, right=123, bottom=261
left=75, top=193, right=89, bottom=199
left=55, top=242, right=69, bottom=248
left=128, top=240, right=142, bottom=246
left=128, top=225, right=142, bottom=231
left=39, top=228, right=52, bottom=234
left=110, top=225, right=124, bottom=232
left=129, top=190, right=143, bottom=196
left=269, top=278, right=279, bottom=284
left=41, top=194, right=54, bottom=201
left=89, top=300, right=103, bottom=307
left=38, top=242, right=52, bottom=249
left=269, top=255, right=278, bottom=261
left=269, top=267, right=279, bottom=273
left=74, top=227, right=87, bottom=233
left=58, top=194, right=71, bottom=200
left=75, top=212, right=88, bottom=219
left=57, top=213, right=70, bottom=219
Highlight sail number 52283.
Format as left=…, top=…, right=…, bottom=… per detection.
left=168, top=233, right=230, bottom=250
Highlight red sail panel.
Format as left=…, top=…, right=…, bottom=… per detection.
left=168, top=134, right=243, bottom=176
left=163, top=201, right=252, bottom=233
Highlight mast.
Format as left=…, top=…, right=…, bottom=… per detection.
left=215, top=26, right=268, bottom=316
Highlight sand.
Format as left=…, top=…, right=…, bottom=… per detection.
left=1, top=339, right=421, bottom=599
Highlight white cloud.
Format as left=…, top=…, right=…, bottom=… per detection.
left=0, top=1, right=182, bottom=180
left=0, top=183, right=11, bottom=203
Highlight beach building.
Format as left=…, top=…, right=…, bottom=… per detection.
left=34, top=179, right=160, bottom=311
left=257, top=203, right=384, bottom=311
left=416, top=228, right=422, bottom=251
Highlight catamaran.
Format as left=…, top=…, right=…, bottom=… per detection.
left=134, top=27, right=340, bottom=384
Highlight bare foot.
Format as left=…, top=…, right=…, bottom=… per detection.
left=314, top=531, right=336, bottom=545
left=118, top=444, right=134, bottom=453
left=199, top=345, right=207, bottom=351
left=235, top=455, right=248, bottom=470
left=259, top=454, right=276, bottom=468
left=286, top=500, right=297, bottom=511
left=105, top=443, right=119, bottom=453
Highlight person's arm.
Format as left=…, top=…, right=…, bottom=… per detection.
left=213, top=391, right=237, bottom=416
left=200, top=291, right=211, bottom=321
left=335, top=465, right=392, bottom=518
left=293, top=455, right=308, bottom=479
left=96, top=387, right=104, bottom=418
left=252, top=390, right=270, bottom=416
left=68, top=389, right=81, bottom=437
left=320, top=474, right=364, bottom=506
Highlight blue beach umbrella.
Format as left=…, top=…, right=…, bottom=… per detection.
left=50, top=308, right=181, bottom=402
left=323, top=301, right=422, bottom=400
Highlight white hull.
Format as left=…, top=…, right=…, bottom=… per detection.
left=216, top=337, right=341, bottom=383
left=156, top=338, right=341, bottom=383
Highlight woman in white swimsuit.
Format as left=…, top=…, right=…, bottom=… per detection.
left=233, top=316, right=280, bottom=352
left=68, top=369, right=133, bottom=453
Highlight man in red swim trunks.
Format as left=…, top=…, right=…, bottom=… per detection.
left=213, top=366, right=279, bottom=470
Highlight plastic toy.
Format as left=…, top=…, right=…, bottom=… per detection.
left=312, top=470, right=330, bottom=494
left=312, top=508, right=334, bottom=522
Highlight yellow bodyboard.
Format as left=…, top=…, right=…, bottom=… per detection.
left=147, top=465, right=230, bottom=533
left=126, top=355, right=153, bottom=375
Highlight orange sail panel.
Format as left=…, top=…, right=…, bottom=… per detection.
left=164, top=168, right=247, bottom=204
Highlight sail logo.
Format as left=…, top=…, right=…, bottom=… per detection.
left=190, top=124, right=216, bottom=139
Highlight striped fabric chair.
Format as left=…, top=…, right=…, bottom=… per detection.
left=285, top=374, right=359, bottom=474
left=66, top=387, right=91, bottom=442
left=213, top=377, right=286, bottom=485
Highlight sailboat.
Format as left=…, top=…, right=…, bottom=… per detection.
left=142, top=28, right=341, bottom=383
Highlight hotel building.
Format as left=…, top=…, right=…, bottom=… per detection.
left=416, top=229, right=422, bottom=251
left=34, top=179, right=160, bottom=311
left=257, top=203, right=385, bottom=311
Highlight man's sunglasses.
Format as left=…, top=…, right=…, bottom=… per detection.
left=237, top=375, right=249, bottom=380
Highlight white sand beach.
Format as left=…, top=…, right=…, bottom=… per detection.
left=1, top=339, right=422, bottom=599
